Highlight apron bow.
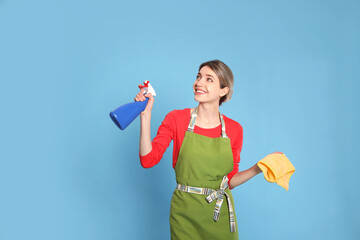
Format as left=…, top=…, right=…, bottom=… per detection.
left=205, top=176, right=236, bottom=232
left=176, top=176, right=236, bottom=232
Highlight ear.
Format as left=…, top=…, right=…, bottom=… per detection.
left=220, top=87, right=229, bottom=98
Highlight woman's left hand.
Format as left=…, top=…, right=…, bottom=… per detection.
left=270, top=151, right=283, bottom=154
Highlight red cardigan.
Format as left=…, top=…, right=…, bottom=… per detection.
left=139, top=108, right=243, bottom=187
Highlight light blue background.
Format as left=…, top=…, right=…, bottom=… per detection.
left=1, top=0, right=359, bottom=239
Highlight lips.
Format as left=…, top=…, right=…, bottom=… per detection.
left=195, top=89, right=207, bottom=94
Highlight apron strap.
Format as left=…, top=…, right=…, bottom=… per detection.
left=187, top=107, right=228, bottom=138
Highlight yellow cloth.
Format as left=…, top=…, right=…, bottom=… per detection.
left=257, top=153, right=295, bottom=191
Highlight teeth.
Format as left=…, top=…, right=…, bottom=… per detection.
left=196, top=90, right=206, bottom=93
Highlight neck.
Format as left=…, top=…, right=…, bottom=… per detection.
left=196, top=102, right=220, bottom=123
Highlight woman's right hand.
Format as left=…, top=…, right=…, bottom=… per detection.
left=134, top=85, right=154, bottom=115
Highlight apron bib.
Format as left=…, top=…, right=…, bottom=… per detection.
left=169, top=107, right=239, bottom=240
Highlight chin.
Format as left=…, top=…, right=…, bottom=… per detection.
left=194, top=97, right=207, bottom=104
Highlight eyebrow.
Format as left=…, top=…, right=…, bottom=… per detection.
left=197, top=73, right=215, bottom=79
left=206, top=74, right=214, bottom=78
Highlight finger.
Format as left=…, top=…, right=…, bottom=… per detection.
left=138, top=86, right=145, bottom=93
left=144, top=93, right=152, bottom=98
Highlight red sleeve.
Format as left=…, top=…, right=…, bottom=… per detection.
left=226, top=120, right=243, bottom=189
left=139, top=111, right=176, bottom=168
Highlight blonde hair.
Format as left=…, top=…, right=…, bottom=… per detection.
left=198, top=60, right=234, bottom=106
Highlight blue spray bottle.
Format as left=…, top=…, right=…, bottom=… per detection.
left=109, top=81, right=156, bottom=130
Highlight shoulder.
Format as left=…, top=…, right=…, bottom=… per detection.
left=222, top=114, right=243, bottom=148
left=160, top=108, right=191, bottom=134
left=162, top=108, right=191, bottom=125
left=165, top=108, right=191, bottom=119
left=222, top=114, right=243, bottom=133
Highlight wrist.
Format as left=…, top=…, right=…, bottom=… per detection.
left=253, top=163, right=262, bottom=174
left=140, top=111, right=151, bottom=120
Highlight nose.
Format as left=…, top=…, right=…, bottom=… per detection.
left=195, top=77, right=206, bottom=86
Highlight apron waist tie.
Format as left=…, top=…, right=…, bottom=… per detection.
left=176, top=176, right=236, bottom=232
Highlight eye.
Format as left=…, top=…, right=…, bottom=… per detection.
left=207, top=78, right=213, bottom=82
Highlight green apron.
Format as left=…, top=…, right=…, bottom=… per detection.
left=169, top=107, right=239, bottom=240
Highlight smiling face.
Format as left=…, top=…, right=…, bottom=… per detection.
left=193, top=66, right=229, bottom=105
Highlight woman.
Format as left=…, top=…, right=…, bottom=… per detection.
left=135, top=60, right=264, bottom=240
